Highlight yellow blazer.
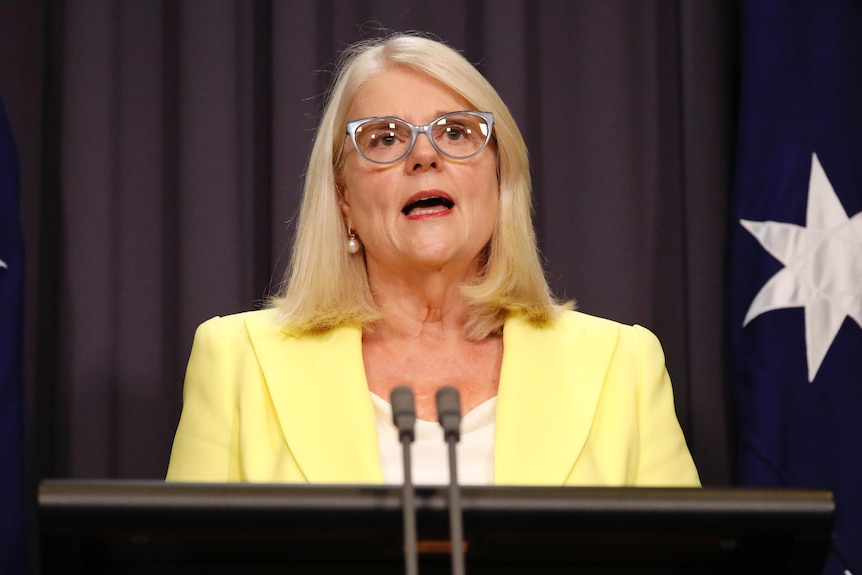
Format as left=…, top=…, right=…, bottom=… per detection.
left=166, top=309, right=700, bottom=486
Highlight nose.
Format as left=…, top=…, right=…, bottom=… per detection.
left=406, top=131, right=440, bottom=172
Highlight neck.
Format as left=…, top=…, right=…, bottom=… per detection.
left=366, top=261, right=480, bottom=340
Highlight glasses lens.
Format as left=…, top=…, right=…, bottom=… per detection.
left=353, top=119, right=413, bottom=163
left=431, top=113, right=491, bottom=159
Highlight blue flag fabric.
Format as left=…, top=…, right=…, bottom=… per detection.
left=0, top=95, right=26, bottom=572
left=730, top=1, right=862, bottom=573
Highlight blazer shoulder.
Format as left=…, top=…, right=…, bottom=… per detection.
left=563, top=309, right=622, bottom=329
left=194, top=307, right=282, bottom=341
left=542, top=309, right=625, bottom=339
left=197, top=306, right=280, bottom=326
left=555, top=310, right=661, bottom=345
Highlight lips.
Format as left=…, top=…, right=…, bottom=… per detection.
left=401, top=192, right=455, bottom=217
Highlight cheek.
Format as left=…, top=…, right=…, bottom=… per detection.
left=341, top=169, right=370, bottom=216
left=341, top=177, right=390, bottom=228
left=464, top=183, right=499, bottom=240
left=483, top=193, right=500, bottom=232
left=471, top=169, right=500, bottom=220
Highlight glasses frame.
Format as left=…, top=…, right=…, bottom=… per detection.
left=345, top=110, right=495, bottom=165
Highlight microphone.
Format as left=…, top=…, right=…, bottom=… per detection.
left=436, top=386, right=466, bottom=575
left=391, top=386, right=419, bottom=575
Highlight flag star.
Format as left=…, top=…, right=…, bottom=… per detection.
left=0, top=258, right=7, bottom=269
left=741, top=153, right=862, bottom=382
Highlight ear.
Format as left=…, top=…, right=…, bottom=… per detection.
left=338, top=184, right=352, bottom=226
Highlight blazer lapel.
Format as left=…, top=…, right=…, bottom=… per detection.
left=244, top=313, right=383, bottom=483
left=495, top=312, right=617, bottom=485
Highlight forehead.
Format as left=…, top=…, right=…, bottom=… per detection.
left=349, top=67, right=473, bottom=123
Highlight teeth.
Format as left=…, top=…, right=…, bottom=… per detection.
left=402, top=196, right=454, bottom=215
left=410, top=206, right=448, bottom=216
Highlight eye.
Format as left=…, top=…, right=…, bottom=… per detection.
left=361, top=121, right=410, bottom=149
left=369, top=131, right=397, bottom=147
left=444, top=125, right=468, bottom=141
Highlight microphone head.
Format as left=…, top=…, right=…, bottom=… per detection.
left=436, top=386, right=462, bottom=441
left=391, top=386, right=416, bottom=442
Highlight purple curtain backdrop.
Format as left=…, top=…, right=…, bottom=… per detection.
left=0, top=0, right=734, bottom=484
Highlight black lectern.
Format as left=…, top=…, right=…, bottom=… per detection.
left=38, top=481, right=833, bottom=575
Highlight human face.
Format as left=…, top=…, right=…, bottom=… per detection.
left=340, top=68, right=499, bottom=280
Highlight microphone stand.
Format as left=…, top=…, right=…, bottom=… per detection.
left=391, top=386, right=419, bottom=575
left=436, top=386, right=466, bottom=575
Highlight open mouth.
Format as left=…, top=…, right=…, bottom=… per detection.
left=401, top=196, right=455, bottom=217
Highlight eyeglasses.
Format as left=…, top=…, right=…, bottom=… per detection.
left=345, top=110, right=494, bottom=165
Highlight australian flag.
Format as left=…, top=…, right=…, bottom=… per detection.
left=730, top=0, right=862, bottom=573
left=0, top=94, right=26, bottom=572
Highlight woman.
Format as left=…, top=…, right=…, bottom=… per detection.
left=166, top=33, right=700, bottom=487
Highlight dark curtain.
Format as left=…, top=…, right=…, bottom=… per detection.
left=0, top=0, right=735, bottom=484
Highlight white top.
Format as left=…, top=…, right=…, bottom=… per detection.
left=371, top=392, right=497, bottom=486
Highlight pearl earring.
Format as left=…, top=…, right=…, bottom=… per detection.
left=347, top=229, right=361, bottom=254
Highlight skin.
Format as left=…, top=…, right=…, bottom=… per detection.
left=340, top=68, right=503, bottom=420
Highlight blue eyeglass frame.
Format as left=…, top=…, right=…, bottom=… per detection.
left=345, top=110, right=495, bottom=164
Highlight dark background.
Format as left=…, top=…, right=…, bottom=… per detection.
left=0, top=0, right=736, bottom=485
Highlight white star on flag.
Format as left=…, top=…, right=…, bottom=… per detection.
left=0, top=259, right=8, bottom=269
left=741, top=153, right=862, bottom=382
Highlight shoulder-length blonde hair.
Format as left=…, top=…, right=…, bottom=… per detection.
left=271, top=33, right=569, bottom=340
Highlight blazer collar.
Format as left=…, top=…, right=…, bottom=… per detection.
left=245, top=312, right=383, bottom=483
left=494, top=312, right=616, bottom=485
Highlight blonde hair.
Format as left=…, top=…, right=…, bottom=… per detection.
left=271, top=33, right=569, bottom=339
